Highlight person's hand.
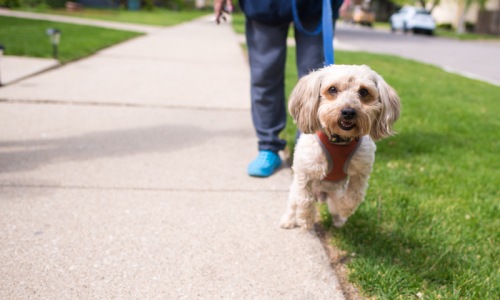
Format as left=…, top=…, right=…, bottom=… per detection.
left=214, top=0, right=233, bottom=24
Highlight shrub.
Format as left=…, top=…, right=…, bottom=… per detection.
left=0, top=0, right=21, bottom=8
left=437, top=23, right=453, bottom=30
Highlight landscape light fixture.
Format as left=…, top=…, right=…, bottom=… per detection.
left=46, top=28, right=61, bottom=59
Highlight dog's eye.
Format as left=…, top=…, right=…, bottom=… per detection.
left=358, top=88, right=369, bottom=97
left=328, top=86, right=338, bottom=95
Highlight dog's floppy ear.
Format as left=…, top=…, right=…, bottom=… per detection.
left=371, top=73, right=401, bottom=140
left=288, top=69, right=325, bottom=134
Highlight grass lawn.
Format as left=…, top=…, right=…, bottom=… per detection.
left=231, top=12, right=245, bottom=35
left=282, top=49, right=499, bottom=299
left=0, top=16, right=141, bottom=63
left=19, top=7, right=210, bottom=26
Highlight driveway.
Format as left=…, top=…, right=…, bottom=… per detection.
left=335, top=23, right=500, bottom=86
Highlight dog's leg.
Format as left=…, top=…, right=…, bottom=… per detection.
left=279, top=181, right=299, bottom=229
left=280, top=173, right=315, bottom=230
left=327, top=174, right=369, bottom=227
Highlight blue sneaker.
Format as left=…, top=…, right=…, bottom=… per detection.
left=247, top=150, right=282, bottom=177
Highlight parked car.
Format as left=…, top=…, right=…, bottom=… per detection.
left=390, top=6, right=436, bottom=35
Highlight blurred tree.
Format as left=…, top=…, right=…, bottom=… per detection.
left=456, top=0, right=471, bottom=33
left=0, top=0, right=20, bottom=7
left=456, top=0, right=487, bottom=33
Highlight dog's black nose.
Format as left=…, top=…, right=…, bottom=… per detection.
left=341, top=108, right=357, bottom=120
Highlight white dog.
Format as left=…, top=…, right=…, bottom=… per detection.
left=280, top=64, right=400, bottom=230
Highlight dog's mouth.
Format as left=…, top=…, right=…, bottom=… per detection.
left=338, top=120, right=356, bottom=131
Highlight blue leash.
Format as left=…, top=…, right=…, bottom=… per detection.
left=291, top=0, right=335, bottom=66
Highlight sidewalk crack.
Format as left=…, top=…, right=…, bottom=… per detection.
left=0, top=99, right=248, bottom=112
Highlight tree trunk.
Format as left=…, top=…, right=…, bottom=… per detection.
left=456, top=0, right=472, bottom=34
left=428, top=0, right=441, bottom=12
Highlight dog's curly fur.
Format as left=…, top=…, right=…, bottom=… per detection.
left=280, top=64, right=401, bottom=230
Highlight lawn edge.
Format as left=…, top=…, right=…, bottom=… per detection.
left=315, top=223, right=365, bottom=300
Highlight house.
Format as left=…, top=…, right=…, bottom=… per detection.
left=431, top=0, right=500, bottom=34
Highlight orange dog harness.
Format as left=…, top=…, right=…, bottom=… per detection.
left=315, top=131, right=363, bottom=181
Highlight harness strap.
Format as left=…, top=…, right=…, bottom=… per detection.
left=315, top=131, right=363, bottom=182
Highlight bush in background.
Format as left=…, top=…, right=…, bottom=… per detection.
left=0, top=0, right=21, bottom=8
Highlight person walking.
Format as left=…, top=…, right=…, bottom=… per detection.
left=215, top=0, right=343, bottom=177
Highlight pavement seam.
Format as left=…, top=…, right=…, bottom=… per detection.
left=0, top=99, right=248, bottom=112
left=0, top=183, right=289, bottom=193
left=95, top=53, right=229, bottom=64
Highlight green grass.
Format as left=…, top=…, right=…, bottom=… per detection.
left=231, top=12, right=245, bottom=34
left=18, top=7, right=210, bottom=26
left=0, top=16, right=141, bottom=63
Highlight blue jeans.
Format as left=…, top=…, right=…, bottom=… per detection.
left=245, top=17, right=324, bottom=153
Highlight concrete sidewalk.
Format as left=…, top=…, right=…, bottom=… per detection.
left=0, top=16, right=345, bottom=299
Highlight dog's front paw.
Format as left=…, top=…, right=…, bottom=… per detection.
left=332, top=215, right=348, bottom=228
left=280, top=213, right=314, bottom=230
left=296, top=217, right=314, bottom=230
left=295, top=204, right=315, bottom=230
left=279, top=214, right=297, bottom=229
